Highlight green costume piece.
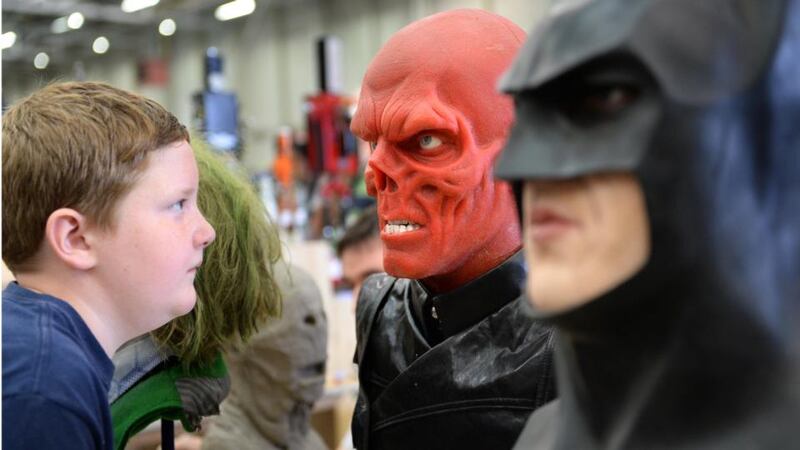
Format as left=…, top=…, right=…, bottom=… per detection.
left=111, top=353, right=228, bottom=450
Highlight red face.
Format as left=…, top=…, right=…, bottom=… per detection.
left=351, top=10, right=525, bottom=292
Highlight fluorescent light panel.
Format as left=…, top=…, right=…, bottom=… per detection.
left=1, top=31, right=17, bottom=50
left=51, top=12, right=84, bottom=33
left=51, top=16, right=69, bottom=34
left=121, top=0, right=160, bottom=13
left=215, top=0, right=256, bottom=21
left=67, top=12, right=84, bottom=29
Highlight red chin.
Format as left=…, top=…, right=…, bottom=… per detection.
left=382, top=247, right=436, bottom=279
left=380, top=221, right=436, bottom=274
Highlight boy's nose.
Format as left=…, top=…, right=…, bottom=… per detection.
left=196, top=215, right=216, bottom=249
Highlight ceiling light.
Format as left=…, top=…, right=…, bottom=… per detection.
left=34, top=52, right=50, bottom=70
left=158, top=18, right=176, bottom=36
left=67, top=12, right=84, bottom=30
left=215, top=0, right=256, bottom=21
left=121, top=0, right=160, bottom=13
left=93, top=36, right=110, bottom=54
left=1, top=31, right=17, bottom=50
left=51, top=17, right=69, bottom=34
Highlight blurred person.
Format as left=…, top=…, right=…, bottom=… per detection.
left=336, top=206, right=383, bottom=307
left=349, top=10, right=555, bottom=450
left=495, top=0, right=800, bottom=448
left=2, top=81, right=215, bottom=450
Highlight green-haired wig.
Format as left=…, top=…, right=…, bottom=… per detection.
left=150, top=140, right=283, bottom=365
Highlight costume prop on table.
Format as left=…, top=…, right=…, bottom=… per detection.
left=350, top=9, right=556, bottom=450
left=110, top=141, right=282, bottom=450
left=496, top=0, right=800, bottom=448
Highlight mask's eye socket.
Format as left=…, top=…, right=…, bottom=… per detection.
left=535, top=54, right=654, bottom=127
left=563, top=84, right=641, bottom=125
left=418, top=134, right=443, bottom=150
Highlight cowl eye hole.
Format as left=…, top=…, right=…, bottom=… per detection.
left=566, top=83, right=641, bottom=121
left=304, top=314, right=317, bottom=325
left=534, top=53, right=655, bottom=126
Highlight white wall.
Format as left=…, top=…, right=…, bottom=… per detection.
left=2, top=0, right=552, bottom=173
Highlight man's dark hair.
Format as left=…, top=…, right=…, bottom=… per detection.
left=337, top=206, right=380, bottom=257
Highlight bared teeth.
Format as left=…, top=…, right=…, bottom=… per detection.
left=384, top=220, right=422, bottom=235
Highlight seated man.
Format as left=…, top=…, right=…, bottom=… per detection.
left=495, top=0, right=800, bottom=448
left=337, top=206, right=383, bottom=309
left=350, top=9, right=555, bottom=450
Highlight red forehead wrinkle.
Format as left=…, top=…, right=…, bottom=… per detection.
left=384, top=83, right=459, bottom=142
left=351, top=9, right=526, bottom=145
left=353, top=75, right=459, bottom=144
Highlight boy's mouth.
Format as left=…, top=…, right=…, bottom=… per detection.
left=189, top=260, right=203, bottom=273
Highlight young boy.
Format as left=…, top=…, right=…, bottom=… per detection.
left=2, top=81, right=216, bottom=450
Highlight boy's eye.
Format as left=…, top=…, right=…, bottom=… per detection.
left=418, top=134, right=442, bottom=150
left=369, top=141, right=377, bottom=152
left=169, top=199, right=187, bottom=212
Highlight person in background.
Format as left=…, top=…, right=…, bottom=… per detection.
left=2, top=81, right=215, bottom=450
left=349, top=10, right=555, bottom=450
left=336, top=206, right=383, bottom=308
left=495, top=0, right=800, bottom=448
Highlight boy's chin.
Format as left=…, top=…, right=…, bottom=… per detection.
left=170, top=292, right=198, bottom=318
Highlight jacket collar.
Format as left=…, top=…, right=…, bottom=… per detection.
left=411, top=250, right=526, bottom=344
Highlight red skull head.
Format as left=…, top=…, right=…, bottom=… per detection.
left=351, top=9, right=525, bottom=293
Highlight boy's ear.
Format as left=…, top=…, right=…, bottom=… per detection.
left=44, top=208, right=98, bottom=271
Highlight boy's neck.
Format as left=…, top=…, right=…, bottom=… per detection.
left=15, top=271, right=132, bottom=358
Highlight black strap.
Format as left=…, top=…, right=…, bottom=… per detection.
left=160, top=419, right=174, bottom=450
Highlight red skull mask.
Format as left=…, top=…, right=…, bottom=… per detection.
left=351, top=9, right=525, bottom=293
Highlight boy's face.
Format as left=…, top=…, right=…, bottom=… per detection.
left=91, top=140, right=215, bottom=334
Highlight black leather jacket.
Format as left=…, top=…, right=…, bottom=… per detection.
left=352, top=252, right=556, bottom=450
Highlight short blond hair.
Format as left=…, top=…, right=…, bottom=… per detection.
left=2, top=81, right=189, bottom=272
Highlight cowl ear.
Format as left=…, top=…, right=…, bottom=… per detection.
left=44, top=208, right=98, bottom=271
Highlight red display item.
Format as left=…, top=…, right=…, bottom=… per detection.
left=306, top=92, right=357, bottom=175
left=351, top=9, right=525, bottom=293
